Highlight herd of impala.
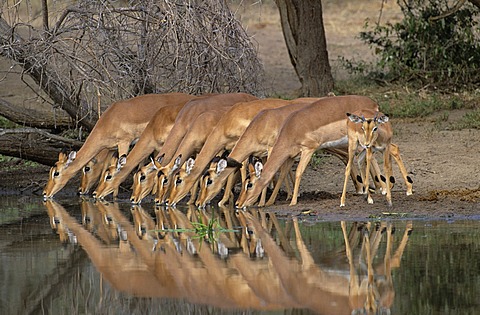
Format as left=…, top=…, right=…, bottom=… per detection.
left=43, top=92, right=414, bottom=208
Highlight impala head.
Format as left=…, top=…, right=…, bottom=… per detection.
left=78, top=157, right=101, bottom=195
left=96, top=200, right=125, bottom=241
left=167, top=157, right=196, bottom=207
left=235, top=157, right=263, bottom=209
left=43, top=150, right=77, bottom=200
left=154, top=169, right=171, bottom=205
left=44, top=200, right=75, bottom=243
left=130, top=205, right=155, bottom=240
left=92, top=152, right=126, bottom=199
left=130, top=158, right=160, bottom=204
left=347, top=111, right=389, bottom=149
left=196, top=156, right=242, bottom=208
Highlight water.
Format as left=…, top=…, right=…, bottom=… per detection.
left=0, top=196, right=479, bottom=315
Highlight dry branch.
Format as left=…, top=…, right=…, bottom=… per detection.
left=0, top=127, right=83, bottom=165
left=0, top=0, right=264, bottom=164
left=0, top=98, right=72, bottom=130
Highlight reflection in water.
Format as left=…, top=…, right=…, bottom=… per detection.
left=43, top=200, right=413, bottom=314
left=1, top=197, right=479, bottom=314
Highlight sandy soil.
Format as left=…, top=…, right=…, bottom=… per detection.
left=0, top=0, right=479, bottom=220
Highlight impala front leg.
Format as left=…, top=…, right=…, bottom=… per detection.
left=265, top=158, right=295, bottom=206
left=340, top=143, right=356, bottom=207
left=365, top=147, right=374, bottom=204
left=383, top=145, right=393, bottom=206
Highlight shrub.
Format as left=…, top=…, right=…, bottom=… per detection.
left=354, top=0, right=480, bottom=90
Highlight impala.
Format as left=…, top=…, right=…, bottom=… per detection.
left=78, top=148, right=116, bottom=195
left=166, top=98, right=319, bottom=207
left=43, top=93, right=197, bottom=199
left=154, top=93, right=258, bottom=168
left=90, top=101, right=189, bottom=199
left=340, top=109, right=413, bottom=207
left=196, top=101, right=383, bottom=208
left=129, top=109, right=229, bottom=204
left=236, top=95, right=380, bottom=208
left=92, top=93, right=256, bottom=199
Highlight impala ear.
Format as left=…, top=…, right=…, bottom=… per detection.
left=156, top=153, right=165, bottom=164
left=346, top=113, right=364, bottom=124
left=65, top=151, right=77, bottom=167
left=146, top=162, right=158, bottom=174
left=116, top=155, right=127, bottom=171
left=185, top=158, right=195, bottom=175
left=254, top=161, right=263, bottom=178
left=149, top=157, right=158, bottom=170
left=58, top=151, right=68, bottom=163
left=172, top=155, right=183, bottom=173
left=216, top=159, right=228, bottom=174
left=376, top=114, right=389, bottom=124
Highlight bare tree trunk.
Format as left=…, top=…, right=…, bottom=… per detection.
left=0, top=128, right=83, bottom=165
left=0, top=99, right=72, bottom=131
left=275, top=0, right=334, bottom=96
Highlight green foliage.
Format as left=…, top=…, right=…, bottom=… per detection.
left=380, top=93, right=467, bottom=118
left=0, top=116, right=18, bottom=128
left=154, top=214, right=237, bottom=249
left=454, top=109, right=480, bottom=129
left=310, top=152, right=329, bottom=169
left=352, top=0, right=480, bottom=90
left=0, top=155, right=39, bottom=169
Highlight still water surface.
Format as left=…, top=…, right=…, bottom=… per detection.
left=0, top=196, right=479, bottom=315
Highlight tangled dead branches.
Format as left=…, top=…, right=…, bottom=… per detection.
left=1, top=0, right=264, bottom=129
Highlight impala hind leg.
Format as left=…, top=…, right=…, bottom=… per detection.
left=290, top=150, right=315, bottom=206
left=389, top=143, right=414, bottom=196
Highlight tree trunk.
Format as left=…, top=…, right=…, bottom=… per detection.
left=0, top=128, right=83, bottom=165
left=275, top=0, right=334, bottom=96
left=0, top=99, right=72, bottom=131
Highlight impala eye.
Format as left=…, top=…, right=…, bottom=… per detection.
left=53, top=171, right=60, bottom=178
left=140, top=174, right=146, bottom=182
left=84, top=166, right=91, bottom=173
left=106, top=174, right=112, bottom=181
left=247, top=182, right=253, bottom=190
left=162, top=178, right=168, bottom=185
left=206, top=178, right=213, bottom=186
left=373, top=126, right=378, bottom=132
left=176, top=177, right=183, bottom=185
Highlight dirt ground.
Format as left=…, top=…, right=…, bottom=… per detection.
left=1, top=0, right=479, bottom=220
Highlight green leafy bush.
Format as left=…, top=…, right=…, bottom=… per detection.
left=355, top=0, right=480, bottom=90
